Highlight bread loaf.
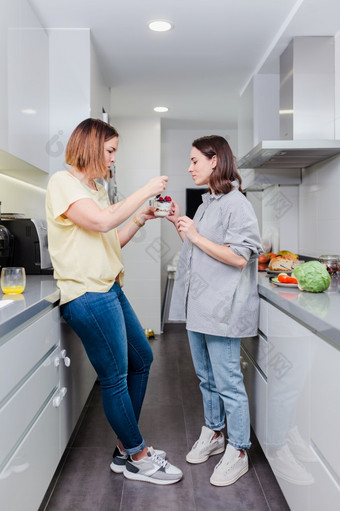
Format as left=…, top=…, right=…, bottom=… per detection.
left=268, top=257, right=300, bottom=271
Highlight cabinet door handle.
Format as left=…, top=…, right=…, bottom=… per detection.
left=240, top=356, right=248, bottom=370
left=61, top=349, right=71, bottom=367
left=52, top=387, right=68, bottom=407
left=53, top=394, right=62, bottom=408
left=241, top=359, right=248, bottom=370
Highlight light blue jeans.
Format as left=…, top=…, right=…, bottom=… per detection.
left=187, top=330, right=251, bottom=450
left=61, top=282, right=153, bottom=455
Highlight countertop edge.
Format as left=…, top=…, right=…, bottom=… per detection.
left=258, top=275, right=340, bottom=349
left=0, top=278, right=60, bottom=341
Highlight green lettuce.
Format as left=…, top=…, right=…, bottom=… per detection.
left=291, top=260, right=331, bottom=293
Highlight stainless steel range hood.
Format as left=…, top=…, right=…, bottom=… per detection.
left=238, top=139, right=340, bottom=170
left=238, top=37, right=340, bottom=172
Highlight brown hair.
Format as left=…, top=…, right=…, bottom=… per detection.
left=65, top=118, right=119, bottom=180
left=192, top=135, right=243, bottom=194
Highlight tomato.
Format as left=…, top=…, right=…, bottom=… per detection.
left=258, top=253, right=269, bottom=263
left=287, top=276, right=298, bottom=284
left=278, top=274, right=298, bottom=284
left=278, top=273, right=290, bottom=283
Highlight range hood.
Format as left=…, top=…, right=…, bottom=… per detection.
left=238, top=139, right=340, bottom=170
left=238, top=37, right=340, bottom=172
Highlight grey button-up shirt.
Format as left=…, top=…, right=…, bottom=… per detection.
left=169, top=186, right=263, bottom=337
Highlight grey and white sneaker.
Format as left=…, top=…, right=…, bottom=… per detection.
left=210, top=444, right=248, bottom=486
left=186, top=426, right=225, bottom=464
left=123, top=447, right=183, bottom=485
left=110, top=445, right=166, bottom=474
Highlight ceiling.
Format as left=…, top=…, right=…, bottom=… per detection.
left=28, top=0, right=340, bottom=130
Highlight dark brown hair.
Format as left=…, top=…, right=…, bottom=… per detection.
left=65, top=118, right=119, bottom=180
left=192, top=135, right=243, bottom=194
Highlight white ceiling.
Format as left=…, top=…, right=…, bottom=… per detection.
left=28, top=0, right=340, bottom=129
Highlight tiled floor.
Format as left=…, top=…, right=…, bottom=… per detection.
left=40, top=323, right=290, bottom=511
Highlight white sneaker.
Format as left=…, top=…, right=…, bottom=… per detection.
left=123, top=447, right=183, bottom=485
left=186, top=426, right=225, bottom=464
left=210, top=444, right=248, bottom=486
left=110, top=445, right=166, bottom=474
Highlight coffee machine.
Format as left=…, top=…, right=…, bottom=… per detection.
left=0, top=225, right=14, bottom=271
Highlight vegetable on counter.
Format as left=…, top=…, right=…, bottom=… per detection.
left=277, top=273, right=298, bottom=284
left=258, top=252, right=270, bottom=263
left=291, top=260, right=331, bottom=293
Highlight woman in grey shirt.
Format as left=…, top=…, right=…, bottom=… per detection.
left=168, top=135, right=263, bottom=486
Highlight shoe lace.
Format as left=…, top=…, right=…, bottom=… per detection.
left=150, top=452, right=168, bottom=468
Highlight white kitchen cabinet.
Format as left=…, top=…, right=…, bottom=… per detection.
left=0, top=0, right=49, bottom=173
left=245, top=297, right=340, bottom=511
left=59, top=319, right=96, bottom=452
left=241, top=341, right=268, bottom=450
left=7, top=26, right=49, bottom=172
left=0, top=305, right=96, bottom=511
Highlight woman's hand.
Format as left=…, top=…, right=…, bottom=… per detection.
left=144, top=175, right=168, bottom=198
left=135, top=206, right=157, bottom=225
left=167, top=201, right=181, bottom=226
left=177, top=215, right=199, bottom=243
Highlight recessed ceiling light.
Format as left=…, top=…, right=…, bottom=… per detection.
left=154, top=106, right=169, bottom=113
left=21, top=108, right=37, bottom=114
left=148, top=20, right=173, bottom=32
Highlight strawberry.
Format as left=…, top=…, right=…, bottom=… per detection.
left=164, top=196, right=172, bottom=202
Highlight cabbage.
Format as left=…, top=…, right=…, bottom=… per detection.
left=291, top=260, right=331, bottom=293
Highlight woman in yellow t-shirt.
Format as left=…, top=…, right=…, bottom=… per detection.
left=46, top=118, right=182, bottom=485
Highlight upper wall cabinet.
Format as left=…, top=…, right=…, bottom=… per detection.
left=0, top=0, right=49, bottom=173
left=7, top=27, right=49, bottom=172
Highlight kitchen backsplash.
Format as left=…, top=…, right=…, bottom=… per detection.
left=0, top=174, right=46, bottom=219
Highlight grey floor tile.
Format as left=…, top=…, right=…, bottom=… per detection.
left=42, top=322, right=289, bottom=511
left=43, top=447, right=124, bottom=511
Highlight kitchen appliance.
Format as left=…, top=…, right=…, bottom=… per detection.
left=0, top=225, right=14, bottom=271
left=238, top=37, right=340, bottom=181
left=0, top=218, right=53, bottom=274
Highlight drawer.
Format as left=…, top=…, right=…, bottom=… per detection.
left=310, top=339, right=340, bottom=480
left=0, top=390, right=60, bottom=511
left=241, top=346, right=267, bottom=451
left=0, top=307, right=60, bottom=403
left=0, top=346, right=59, bottom=468
left=242, top=334, right=268, bottom=377
left=259, top=297, right=268, bottom=336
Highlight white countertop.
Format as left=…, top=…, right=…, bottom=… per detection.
left=0, top=275, right=59, bottom=340
left=258, top=271, right=340, bottom=347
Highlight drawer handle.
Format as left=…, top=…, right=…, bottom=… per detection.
left=61, top=349, right=71, bottom=367
left=240, top=356, right=248, bottom=370
left=52, top=387, right=68, bottom=408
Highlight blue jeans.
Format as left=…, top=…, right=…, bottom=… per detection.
left=187, top=330, right=251, bottom=450
left=61, top=282, right=153, bottom=455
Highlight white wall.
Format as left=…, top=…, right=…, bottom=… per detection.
left=0, top=174, right=46, bottom=218
left=160, top=126, right=238, bottom=296
left=111, top=116, right=162, bottom=332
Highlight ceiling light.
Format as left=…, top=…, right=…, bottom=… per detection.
left=148, top=20, right=173, bottom=32
left=154, top=106, right=168, bottom=113
left=21, top=109, right=37, bottom=114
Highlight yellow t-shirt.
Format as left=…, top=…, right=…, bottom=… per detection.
left=45, top=170, right=124, bottom=305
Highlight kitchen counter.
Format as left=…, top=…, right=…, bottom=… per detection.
left=258, top=271, right=340, bottom=347
left=0, top=275, right=59, bottom=341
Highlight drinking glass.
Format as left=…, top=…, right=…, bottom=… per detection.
left=1, top=267, right=26, bottom=294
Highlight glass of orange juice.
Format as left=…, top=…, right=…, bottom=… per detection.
left=1, top=267, right=26, bottom=294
